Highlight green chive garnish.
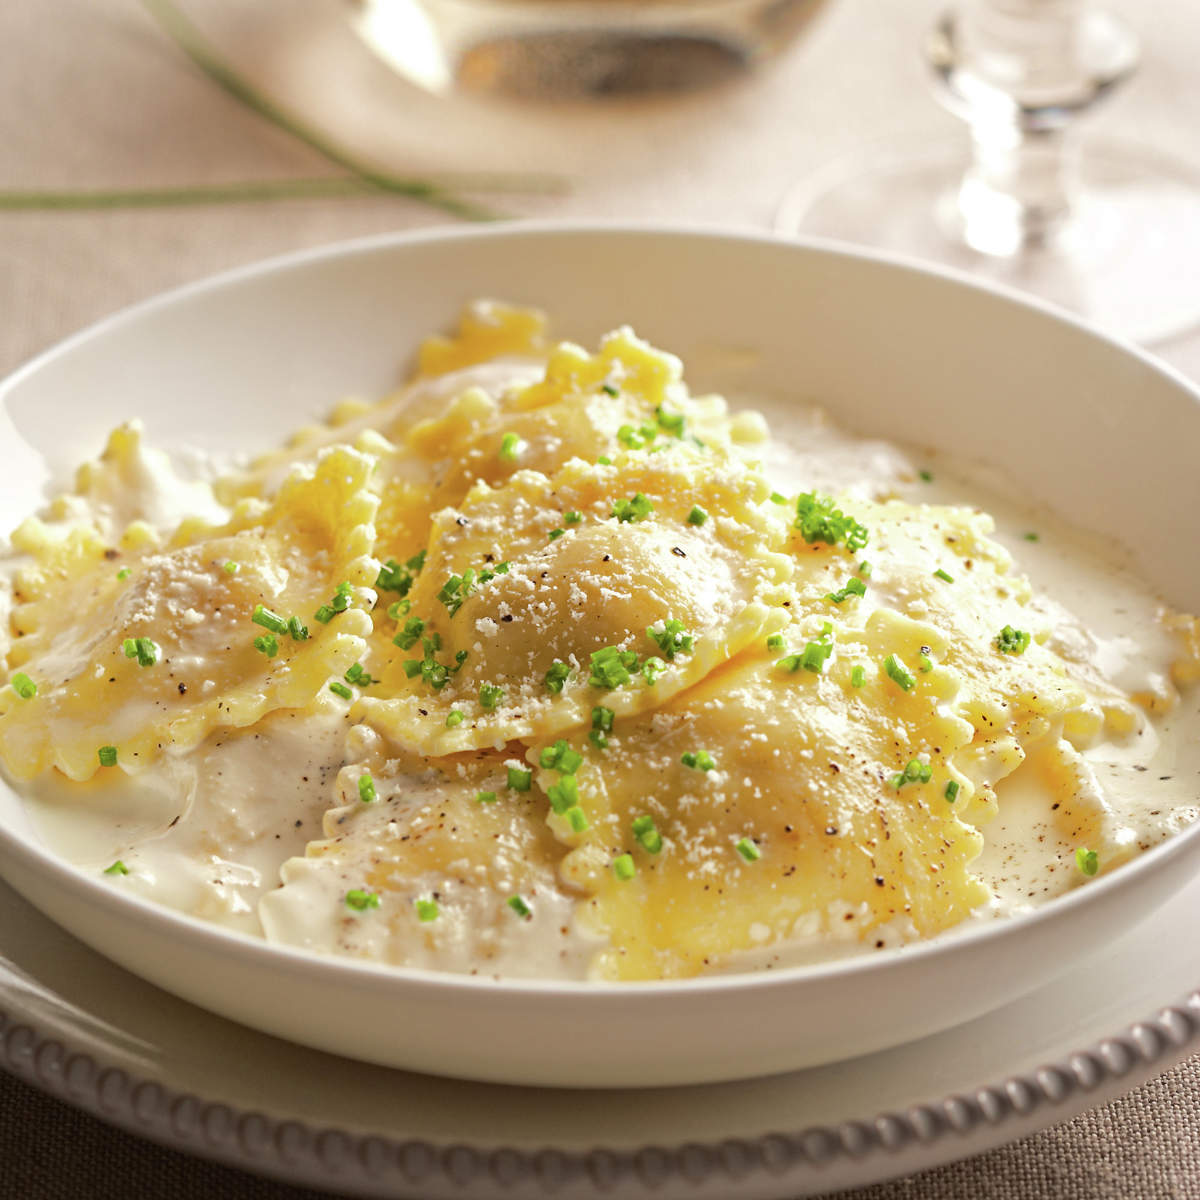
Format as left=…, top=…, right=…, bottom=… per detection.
left=415, top=897, right=439, bottom=922
left=123, top=639, right=138, bottom=658
left=918, top=469, right=933, bottom=483
left=944, top=780, right=959, bottom=802
left=132, top=638, right=159, bottom=667
left=565, top=805, right=589, bottom=833
left=827, top=577, right=867, bottom=604
left=499, top=432, right=524, bottom=462
left=656, top=406, right=685, bottom=437
left=548, top=529, right=564, bottom=542
left=589, top=646, right=639, bottom=689
left=223, top=560, right=239, bottom=575
left=544, top=661, right=571, bottom=694
left=647, top=618, right=694, bottom=660
left=919, top=653, right=934, bottom=672
left=632, top=815, right=663, bottom=854
left=735, top=837, right=761, bottom=862
left=681, top=750, right=716, bottom=771
left=547, top=775, right=580, bottom=812
left=394, top=616, right=425, bottom=650
left=793, top=492, right=869, bottom=552
left=612, top=493, right=654, bottom=523
left=890, top=760, right=932, bottom=789
left=995, top=625, right=1031, bottom=655
left=767, top=633, right=785, bottom=651
left=507, top=766, right=532, bottom=792
left=601, top=382, right=620, bottom=397
left=288, top=616, right=309, bottom=641
left=934, top=568, right=954, bottom=583
left=477, top=790, right=497, bottom=804
left=1024, top=532, right=1040, bottom=542
left=850, top=665, right=866, bottom=688
left=446, top=710, right=464, bottom=728
left=858, top=561, right=873, bottom=577
left=687, top=505, right=708, bottom=526
left=540, top=739, right=584, bottom=774
left=358, top=773, right=376, bottom=803
left=612, top=854, right=636, bottom=881
left=104, top=860, right=129, bottom=876
left=508, top=895, right=532, bottom=918
left=117, top=567, right=131, bottom=581
left=883, top=654, right=916, bottom=691
left=97, top=745, right=118, bottom=768
left=253, top=633, right=278, bottom=657
left=345, top=889, right=380, bottom=911
left=1075, top=847, right=1099, bottom=876
left=9, top=672, right=36, bottom=700
left=479, top=683, right=505, bottom=710
left=564, top=511, right=582, bottom=525
left=329, top=681, right=353, bottom=700
left=251, top=604, right=288, bottom=635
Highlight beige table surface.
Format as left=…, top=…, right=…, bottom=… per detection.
left=2, top=1, right=1200, bottom=1196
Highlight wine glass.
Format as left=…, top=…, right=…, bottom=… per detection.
left=777, top=0, right=1200, bottom=344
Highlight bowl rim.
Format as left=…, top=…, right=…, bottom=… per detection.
left=2, top=218, right=1198, bottom=1001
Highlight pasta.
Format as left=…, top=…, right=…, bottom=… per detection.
left=2, top=301, right=1197, bottom=981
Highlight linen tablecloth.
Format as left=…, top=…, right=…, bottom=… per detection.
left=3, top=1, right=1199, bottom=1195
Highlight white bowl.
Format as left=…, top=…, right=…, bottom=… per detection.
left=1, top=225, right=1197, bottom=1089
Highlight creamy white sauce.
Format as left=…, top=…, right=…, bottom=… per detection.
left=5, top=384, right=1198, bottom=978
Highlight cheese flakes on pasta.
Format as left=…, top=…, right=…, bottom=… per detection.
left=357, top=453, right=793, bottom=756
left=0, top=447, right=379, bottom=781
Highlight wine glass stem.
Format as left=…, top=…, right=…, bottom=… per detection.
left=928, top=0, right=1139, bottom=255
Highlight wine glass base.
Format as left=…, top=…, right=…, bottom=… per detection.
left=777, top=139, right=1200, bottom=345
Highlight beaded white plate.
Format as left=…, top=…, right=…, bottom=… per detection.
left=2, top=866, right=1199, bottom=1197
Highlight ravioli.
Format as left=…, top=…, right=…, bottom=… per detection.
left=0, top=447, right=379, bottom=781
left=356, top=452, right=793, bottom=756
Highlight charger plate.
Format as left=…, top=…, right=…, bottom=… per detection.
left=1, top=866, right=1198, bottom=1198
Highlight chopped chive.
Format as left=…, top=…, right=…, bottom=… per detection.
left=883, top=653, right=916, bottom=691
left=499, top=432, right=525, bottom=462
left=547, top=774, right=580, bottom=813
left=9, top=672, right=37, bottom=700
left=767, top=633, right=785, bottom=651
left=564, top=805, right=589, bottom=833
left=596, top=455, right=612, bottom=466
left=477, top=790, right=497, bottom=804
left=933, top=568, right=954, bottom=583
left=632, top=815, right=663, bottom=854
left=919, top=653, right=934, bottom=673
left=612, top=493, right=654, bottom=523
left=402, top=659, right=423, bottom=679
left=827, top=576, right=867, bottom=604
left=858, top=561, right=873, bottom=577
left=393, top=617, right=425, bottom=650
left=288, top=616, right=309, bottom=641
left=548, top=528, right=564, bottom=542
left=769, top=491, right=788, bottom=505
left=735, top=837, right=761, bottom=863
left=345, top=889, right=380, bottom=911
left=995, top=625, right=1031, bottom=656
left=97, top=745, right=118, bottom=767
left=387, top=599, right=411, bottom=620
left=123, top=638, right=138, bottom=658
left=253, top=634, right=279, bottom=657
left=314, top=605, right=334, bottom=624
left=686, top=505, right=708, bottom=526
left=617, top=424, right=646, bottom=450
left=612, top=853, right=636, bottom=881
left=681, top=750, right=716, bottom=771
left=647, top=618, right=694, bottom=661
left=479, top=683, right=505, bottom=710
left=328, top=681, right=353, bottom=700
left=345, top=663, right=374, bottom=687
left=415, top=897, right=439, bottom=922
left=589, top=645, right=640, bottom=689
left=508, top=895, right=533, bottom=918
left=544, top=661, right=571, bottom=694
left=104, top=860, right=129, bottom=876
left=564, top=510, right=582, bottom=525
left=588, top=730, right=609, bottom=750
left=251, top=604, right=288, bottom=635
left=944, top=780, right=960, bottom=802
left=850, top=665, right=866, bottom=688
left=601, top=382, right=620, bottom=397
left=540, top=739, right=584, bottom=774
left=918, top=469, right=934, bottom=483
left=117, top=567, right=131, bottom=581
left=592, top=706, right=615, bottom=732
left=223, top=560, right=239, bottom=575
left=1075, top=847, right=1099, bottom=877
left=793, top=492, right=869, bottom=552
left=358, top=773, right=377, bottom=803
left=1024, top=532, right=1040, bottom=542
left=656, top=406, right=685, bottom=437
left=507, top=766, right=532, bottom=792
left=446, top=709, right=464, bottom=728
left=800, top=638, right=834, bottom=673
left=891, top=759, right=932, bottom=789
